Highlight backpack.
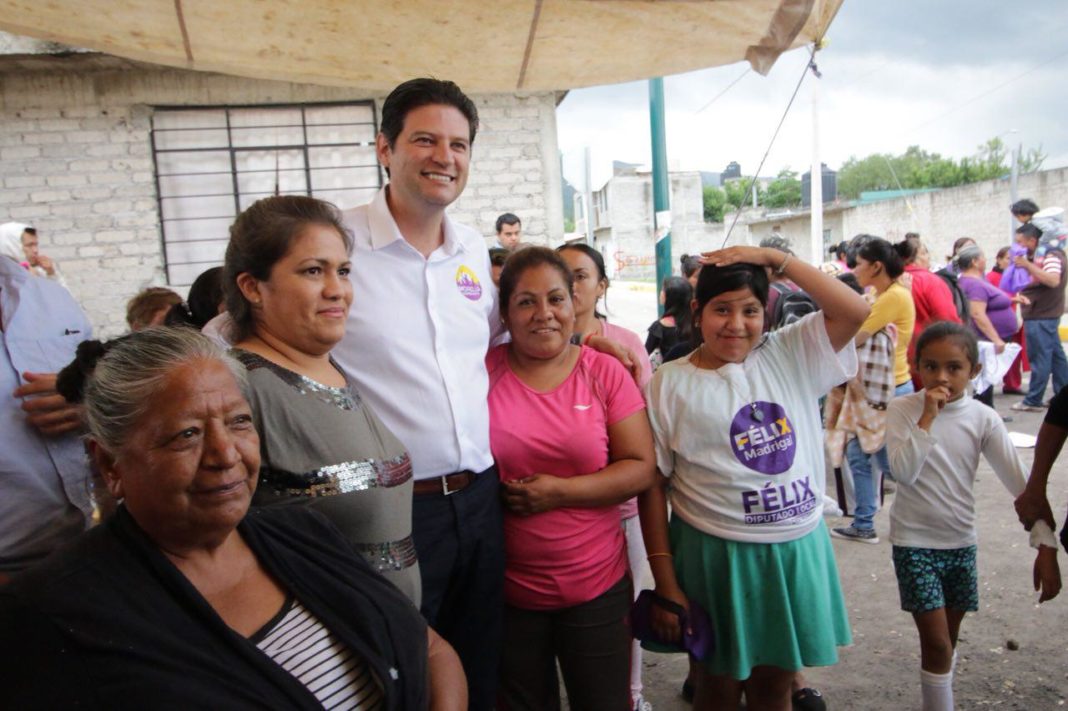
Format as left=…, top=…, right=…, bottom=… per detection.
left=769, top=282, right=819, bottom=330
left=934, top=268, right=971, bottom=326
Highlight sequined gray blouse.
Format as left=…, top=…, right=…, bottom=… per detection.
left=233, top=349, right=420, bottom=606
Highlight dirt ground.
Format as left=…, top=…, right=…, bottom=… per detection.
left=635, top=393, right=1068, bottom=710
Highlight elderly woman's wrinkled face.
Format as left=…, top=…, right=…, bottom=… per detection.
left=102, top=358, right=260, bottom=546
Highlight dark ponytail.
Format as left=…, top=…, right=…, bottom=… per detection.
left=56, top=339, right=117, bottom=404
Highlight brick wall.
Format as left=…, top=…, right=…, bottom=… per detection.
left=0, top=58, right=563, bottom=336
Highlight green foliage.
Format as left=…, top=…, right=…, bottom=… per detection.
left=702, top=186, right=726, bottom=222
left=564, top=217, right=576, bottom=233
left=837, top=137, right=1048, bottom=200
left=763, top=169, right=802, bottom=209
left=723, top=177, right=763, bottom=211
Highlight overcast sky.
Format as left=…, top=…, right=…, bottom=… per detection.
left=557, top=0, right=1068, bottom=190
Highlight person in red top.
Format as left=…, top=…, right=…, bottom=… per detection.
left=987, top=246, right=1011, bottom=289
left=897, top=234, right=961, bottom=389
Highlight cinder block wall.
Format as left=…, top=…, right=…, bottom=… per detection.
left=0, top=61, right=563, bottom=336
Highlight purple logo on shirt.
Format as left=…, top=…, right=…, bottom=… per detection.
left=729, top=401, right=796, bottom=475
left=456, top=265, right=482, bottom=301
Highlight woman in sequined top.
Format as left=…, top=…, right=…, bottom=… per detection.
left=223, top=195, right=421, bottom=605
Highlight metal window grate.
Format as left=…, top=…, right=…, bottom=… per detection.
left=150, top=102, right=381, bottom=287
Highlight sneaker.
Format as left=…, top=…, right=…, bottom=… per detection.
left=1011, top=402, right=1045, bottom=412
left=831, top=525, right=879, bottom=544
left=634, top=695, right=653, bottom=711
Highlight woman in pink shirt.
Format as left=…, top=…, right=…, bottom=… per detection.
left=558, top=242, right=655, bottom=708
left=488, top=247, right=656, bottom=711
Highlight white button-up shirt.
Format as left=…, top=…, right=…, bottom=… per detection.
left=335, top=189, right=500, bottom=479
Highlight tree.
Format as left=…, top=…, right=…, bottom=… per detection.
left=763, top=169, right=802, bottom=209
left=837, top=137, right=1048, bottom=199
left=723, top=177, right=763, bottom=211
left=703, top=186, right=726, bottom=222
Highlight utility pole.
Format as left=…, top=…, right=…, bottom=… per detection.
left=649, top=77, right=671, bottom=316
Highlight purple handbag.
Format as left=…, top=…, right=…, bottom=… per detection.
left=629, top=589, right=715, bottom=661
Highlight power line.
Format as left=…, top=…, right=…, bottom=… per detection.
left=902, top=45, right=1068, bottom=137
left=721, top=47, right=819, bottom=247
left=695, top=67, right=751, bottom=114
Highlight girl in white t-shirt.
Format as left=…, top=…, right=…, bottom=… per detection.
left=640, top=245, right=870, bottom=709
left=885, top=321, right=1060, bottom=711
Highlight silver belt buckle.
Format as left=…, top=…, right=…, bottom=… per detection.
left=442, top=475, right=457, bottom=496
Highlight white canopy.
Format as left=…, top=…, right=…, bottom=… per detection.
left=0, top=0, right=842, bottom=91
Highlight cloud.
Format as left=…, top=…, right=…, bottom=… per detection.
left=557, top=1, right=1068, bottom=188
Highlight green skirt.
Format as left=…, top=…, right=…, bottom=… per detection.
left=670, top=516, right=852, bottom=680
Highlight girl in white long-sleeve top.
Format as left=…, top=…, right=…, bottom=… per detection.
left=886, top=321, right=1061, bottom=711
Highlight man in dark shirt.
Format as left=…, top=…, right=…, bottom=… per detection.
left=1012, top=223, right=1068, bottom=411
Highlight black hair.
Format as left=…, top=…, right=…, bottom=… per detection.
left=379, top=78, right=479, bottom=150
left=995, top=246, right=1011, bottom=261
left=1017, top=222, right=1042, bottom=240
left=661, top=275, right=693, bottom=342
left=759, top=234, right=794, bottom=255
left=488, top=247, right=509, bottom=267
left=895, top=233, right=923, bottom=264
left=680, top=254, right=702, bottom=279
left=56, top=339, right=115, bottom=404
left=495, top=213, right=521, bottom=233
left=1011, top=198, right=1039, bottom=217
left=498, top=246, right=574, bottom=319
left=915, top=320, right=979, bottom=368
left=694, top=261, right=770, bottom=311
left=223, top=195, right=352, bottom=343
left=845, top=233, right=879, bottom=269
left=836, top=272, right=864, bottom=295
left=557, top=243, right=608, bottom=320
left=165, top=266, right=225, bottom=330
left=856, top=237, right=905, bottom=279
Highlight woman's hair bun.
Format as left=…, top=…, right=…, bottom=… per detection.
left=56, top=339, right=110, bottom=404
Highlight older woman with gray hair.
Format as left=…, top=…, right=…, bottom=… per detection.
left=223, top=195, right=420, bottom=605
left=956, top=244, right=1030, bottom=405
left=0, top=327, right=465, bottom=709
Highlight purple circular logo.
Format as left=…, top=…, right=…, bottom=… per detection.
left=729, top=401, right=796, bottom=475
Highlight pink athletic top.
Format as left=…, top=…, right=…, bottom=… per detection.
left=487, top=344, right=646, bottom=610
left=600, top=321, right=651, bottom=519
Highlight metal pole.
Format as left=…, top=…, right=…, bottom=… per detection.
left=1009, top=141, right=1020, bottom=243
left=584, top=146, right=595, bottom=246
left=810, top=73, right=823, bottom=266
left=649, top=77, right=671, bottom=317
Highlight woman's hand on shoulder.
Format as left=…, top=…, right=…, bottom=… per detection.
left=701, top=246, right=779, bottom=269
left=501, top=474, right=565, bottom=515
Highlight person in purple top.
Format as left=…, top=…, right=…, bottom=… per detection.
left=956, top=245, right=1029, bottom=405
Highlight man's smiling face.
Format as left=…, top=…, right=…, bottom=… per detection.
left=376, top=103, right=471, bottom=213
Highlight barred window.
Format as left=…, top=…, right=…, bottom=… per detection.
left=151, top=103, right=381, bottom=286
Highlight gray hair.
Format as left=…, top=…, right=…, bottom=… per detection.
left=84, top=328, right=248, bottom=456
left=953, top=244, right=983, bottom=272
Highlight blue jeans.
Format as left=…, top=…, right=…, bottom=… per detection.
left=1024, top=318, right=1068, bottom=407
left=849, top=381, right=914, bottom=531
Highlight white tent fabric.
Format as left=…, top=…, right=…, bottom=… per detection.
left=0, top=0, right=842, bottom=91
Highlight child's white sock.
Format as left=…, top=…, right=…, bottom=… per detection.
left=920, top=668, right=954, bottom=711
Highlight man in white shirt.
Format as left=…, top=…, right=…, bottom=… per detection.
left=334, top=78, right=502, bottom=710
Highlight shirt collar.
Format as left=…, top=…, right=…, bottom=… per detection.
left=367, top=186, right=468, bottom=258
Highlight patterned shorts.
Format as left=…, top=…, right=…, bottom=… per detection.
left=891, top=545, right=979, bottom=613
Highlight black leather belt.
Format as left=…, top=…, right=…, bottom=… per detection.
left=413, top=470, right=477, bottom=496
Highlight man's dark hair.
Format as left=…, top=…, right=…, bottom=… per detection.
left=1011, top=198, right=1039, bottom=217
left=380, top=78, right=479, bottom=149
left=495, top=213, right=521, bottom=234
left=1016, top=222, right=1043, bottom=240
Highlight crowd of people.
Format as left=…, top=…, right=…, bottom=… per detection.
left=1, top=76, right=1066, bottom=711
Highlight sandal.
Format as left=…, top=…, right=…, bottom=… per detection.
left=792, top=687, right=826, bottom=711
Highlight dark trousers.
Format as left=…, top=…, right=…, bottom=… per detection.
left=412, top=467, right=505, bottom=711
left=499, top=575, right=633, bottom=711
